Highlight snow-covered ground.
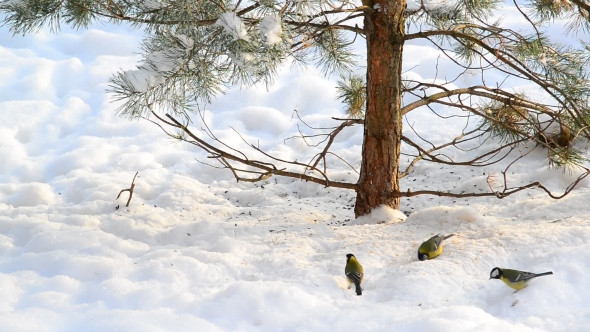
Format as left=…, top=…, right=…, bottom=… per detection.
left=1, top=16, right=590, bottom=332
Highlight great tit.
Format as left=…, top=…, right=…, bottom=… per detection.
left=417, top=233, right=455, bottom=261
left=345, top=254, right=364, bottom=296
left=489, top=267, right=553, bottom=291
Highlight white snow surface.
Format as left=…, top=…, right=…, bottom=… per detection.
left=1, top=17, right=590, bottom=332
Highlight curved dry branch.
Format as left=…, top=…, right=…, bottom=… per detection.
left=399, top=126, right=482, bottom=178
left=405, top=26, right=590, bottom=135
left=284, top=13, right=365, bottom=34
left=401, top=134, right=527, bottom=167
left=401, top=85, right=553, bottom=115
left=164, top=113, right=358, bottom=190
left=284, top=112, right=363, bottom=172
left=198, top=111, right=249, bottom=161
left=310, top=118, right=360, bottom=169
left=392, top=168, right=590, bottom=199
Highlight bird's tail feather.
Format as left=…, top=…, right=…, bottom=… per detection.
left=443, top=234, right=455, bottom=240
left=535, top=271, right=553, bottom=277
left=354, top=282, right=362, bottom=296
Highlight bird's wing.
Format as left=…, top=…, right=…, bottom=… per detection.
left=346, top=272, right=363, bottom=284
left=432, top=234, right=443, bottom=248
left=513, top=271, right=539, bottom=281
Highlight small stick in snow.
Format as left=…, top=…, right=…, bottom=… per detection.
left=550, top=216, right=571, bottom=223
left=116, top=172, right=138, bottom=207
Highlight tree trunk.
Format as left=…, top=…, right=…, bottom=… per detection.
left=354, top=0, right=406, bottom=218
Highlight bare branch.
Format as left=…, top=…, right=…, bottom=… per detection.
left=310, top=118, right=359, bottom=169
left=401, top=85, right=553, bottom=115
left=399, top=127, right=482, bottom=178
left=284, top=13, right=365, bottom=34
left=116, top=171, right=138, bottom=207
left=392, top=168, right=590, bottom=199
left=164, top=114, right=358, bottom=190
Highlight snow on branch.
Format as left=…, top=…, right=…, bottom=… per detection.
left=260, top=15, right=283, bottom=45
left=216, top=12, right=249, bottom=41
left=140, top=0, right=168, bottom=10
left=117, top=35, right=194, bottom=93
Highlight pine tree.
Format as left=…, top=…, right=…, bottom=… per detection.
left=3, top=0, right=590, bottom=217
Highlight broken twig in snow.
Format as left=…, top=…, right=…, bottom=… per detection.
left=116, top=171, right=138, bottom=207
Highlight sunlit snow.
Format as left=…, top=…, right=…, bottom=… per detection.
left=0, top=9, right=589, bottom=332
left=216, top=12, right=249, bottom=41
left=260, top=15, right=283, bottom=45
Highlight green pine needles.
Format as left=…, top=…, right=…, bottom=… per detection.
left=336, top=74, right=365, bottom=119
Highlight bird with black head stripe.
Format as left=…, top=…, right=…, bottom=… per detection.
left=345, top=254, right=364, bottom=296
left=489, top=267, right=553, bottom=291
left=417, top=233, right=455, bottom=261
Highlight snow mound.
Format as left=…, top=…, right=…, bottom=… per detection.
left=350, top=205, right=407, bottom=225
left=5, top=182, right=55, bottom=207
left=407, top=205, right=484, bottom=227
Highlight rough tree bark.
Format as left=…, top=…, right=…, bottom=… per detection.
left=354, top=0, right=406, bottom=217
